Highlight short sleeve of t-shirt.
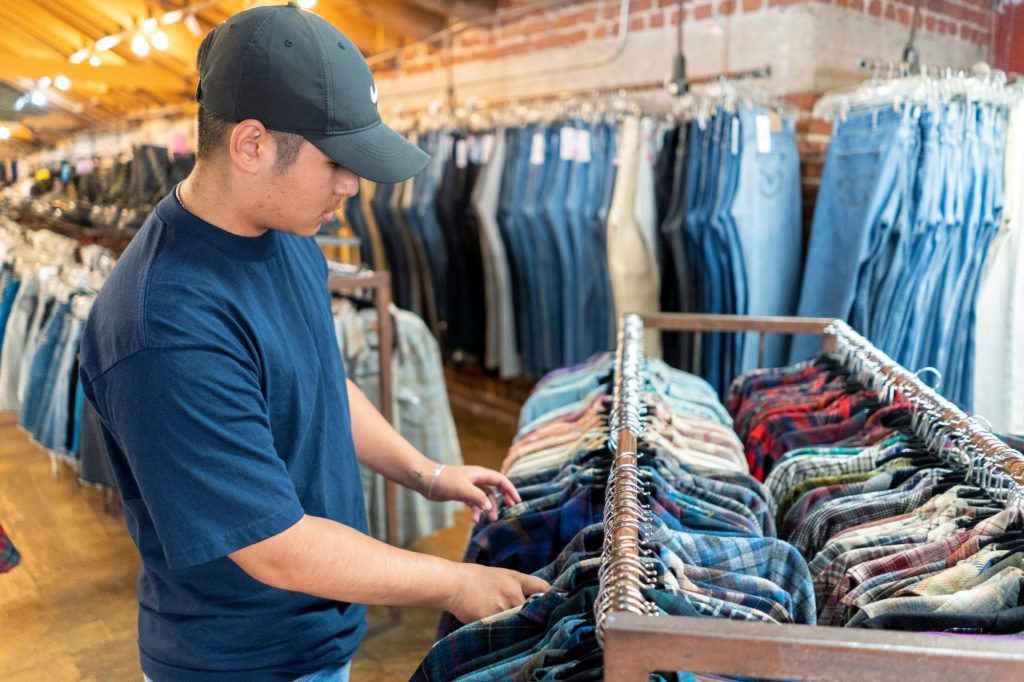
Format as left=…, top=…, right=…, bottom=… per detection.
left=94, top=346, right=305, bottom=569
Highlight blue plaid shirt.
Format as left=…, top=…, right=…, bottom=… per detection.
left=651, top=522, right=817, bottom=625
left=0, top=524, right=19, bottom=574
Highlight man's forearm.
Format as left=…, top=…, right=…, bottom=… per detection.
left=346, top=379, right=436, bottom=494
left=230, top=514, right=551, bottom=624
left=231, top=515, right=456, bottom=608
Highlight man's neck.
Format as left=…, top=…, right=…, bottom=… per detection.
left=178, top=170, right=269, bottom=238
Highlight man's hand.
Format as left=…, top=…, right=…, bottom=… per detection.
left=446, top=563, right=551, bottom=623
left=425, top=464, right=521, bottom=522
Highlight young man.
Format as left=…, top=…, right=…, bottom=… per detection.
left=78, top=4, right=549, bottom=681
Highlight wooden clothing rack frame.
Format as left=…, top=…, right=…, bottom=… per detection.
left=327, top=269, right=402, bottom=635
left=598, top=312, right=1024, bottom=680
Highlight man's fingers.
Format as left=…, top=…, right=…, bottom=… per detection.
left=469, top=468, right=522, bottom=506
left=486, top=490, right=499, bottom=522
left=520, top=574, right=551, bottom=595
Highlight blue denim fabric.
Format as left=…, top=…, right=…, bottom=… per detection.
left=0, top=275, right=20, bottom=353
left=563, top=121, right=594, bottom=364
left=0, top=278, right=39, bottom=410
left=791, top=105, right=917, bottom=363
left=20, top=303, right=70, bottom=440
left=732, top=108, right=803, bottom=370
left=542, top=122, right=581, bottom=366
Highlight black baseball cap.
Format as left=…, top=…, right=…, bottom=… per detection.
left=196, top=3, right=428, bottom=183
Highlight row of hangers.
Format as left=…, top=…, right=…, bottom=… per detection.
left=814, top=61, right=1023, bottom=120
left=387, top=68, right=792, bottom=136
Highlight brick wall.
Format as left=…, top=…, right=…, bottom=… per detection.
left=373, top=0, right=993, bottom=80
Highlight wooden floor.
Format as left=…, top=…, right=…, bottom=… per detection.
left=0, top=405, right=516, bottom=681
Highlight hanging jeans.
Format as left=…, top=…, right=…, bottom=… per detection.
left=791, top=105, right=918, bottom=363
left=0, top=278, right=39, bottom=410
left=732, top=108, right=803, bottom=370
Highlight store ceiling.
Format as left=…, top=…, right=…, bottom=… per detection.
left=0, top=0, right=494, bottom=150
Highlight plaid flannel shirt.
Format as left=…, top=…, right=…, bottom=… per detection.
left=815, top=504, right=1020, bottom=621
left=896, top=548, right=1009, bottom=598
left=787, top=471, right=941, bottom=557
left=660, top=549, right=799, bottom=623
left=0, top=524, right=19, bottom=574
left=745, top=394, right=877, bottom=480
left=726, top=361, right=827, bottom=419
left=765, top=444, right=890, bottom=510
left=847, top=567, right=1024, bottom=628
left=652, top=524, right=817, bottom=624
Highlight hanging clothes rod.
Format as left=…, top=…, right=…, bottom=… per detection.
left=386, top=65, right=772, bottom=119
left=594, top=313, right=655, bottom=647
left=594, top=312, right=1024, bottom=658
left=825, top=319, right=1024, bottom=489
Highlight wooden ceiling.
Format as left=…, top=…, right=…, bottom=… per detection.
left=0, top=0, right=496, bottom=152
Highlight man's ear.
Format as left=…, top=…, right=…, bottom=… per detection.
left=228, top=119, right=274, bottom=175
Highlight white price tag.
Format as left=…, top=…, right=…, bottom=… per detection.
left=455, top=139, right=468, bottom=169
left=731, top=116, right=740, bottom=156
left=467, top=136, right=481, bottom=165
left=530, top=132, right=546, bottom=166
left=559, top=126, right=577, bottom=161
left=575, top=128, right=592, bottom=163
left=756, top=114, right=772, bottom=154
left=481, top=134, right=495, bottom=165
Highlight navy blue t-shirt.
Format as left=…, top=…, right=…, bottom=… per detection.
left=79, top=192, right=369, bottom=680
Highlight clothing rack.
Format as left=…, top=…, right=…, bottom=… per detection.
left=594, top=314, right=656, bottom=647
left=596, top=312, right=1024, bottom=680
left=326, top=269, right=402, bottom=635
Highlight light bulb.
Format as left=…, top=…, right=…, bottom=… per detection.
left=0, top=126, right=9, bottom=141
left=151, top=31, right=170, bottom=51
left=30, top=91, right=47, bottom=107
left=55, top=76, right=71, bottom=91
left=184, top=14, right=201, bottom=36
left=162, top=9, right=183, bottom=24
left=70, top=49, right=89, bottom=64
left=143, top=18, right=158, bottom=32
left=298, top=0, right=316, bottom=8
left=13, top=97, right=26, bottom=112
left=132, top=35, right=151, bottom=57
left=95, top=35, right=120, bottom=52
left=38, top=76, right=52, bottom=89
left=89, top=55, right=102, bottom=67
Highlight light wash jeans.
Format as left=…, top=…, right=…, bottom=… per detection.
left=144, top=661, right=350, bottom=682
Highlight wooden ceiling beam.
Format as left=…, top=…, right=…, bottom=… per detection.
left=0, top=58, right=188, bottom=92
left=0, top=5, right=77, bottom=57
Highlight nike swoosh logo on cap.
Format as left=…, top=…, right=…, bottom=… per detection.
left=370, top=85, right=378, bottom=104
